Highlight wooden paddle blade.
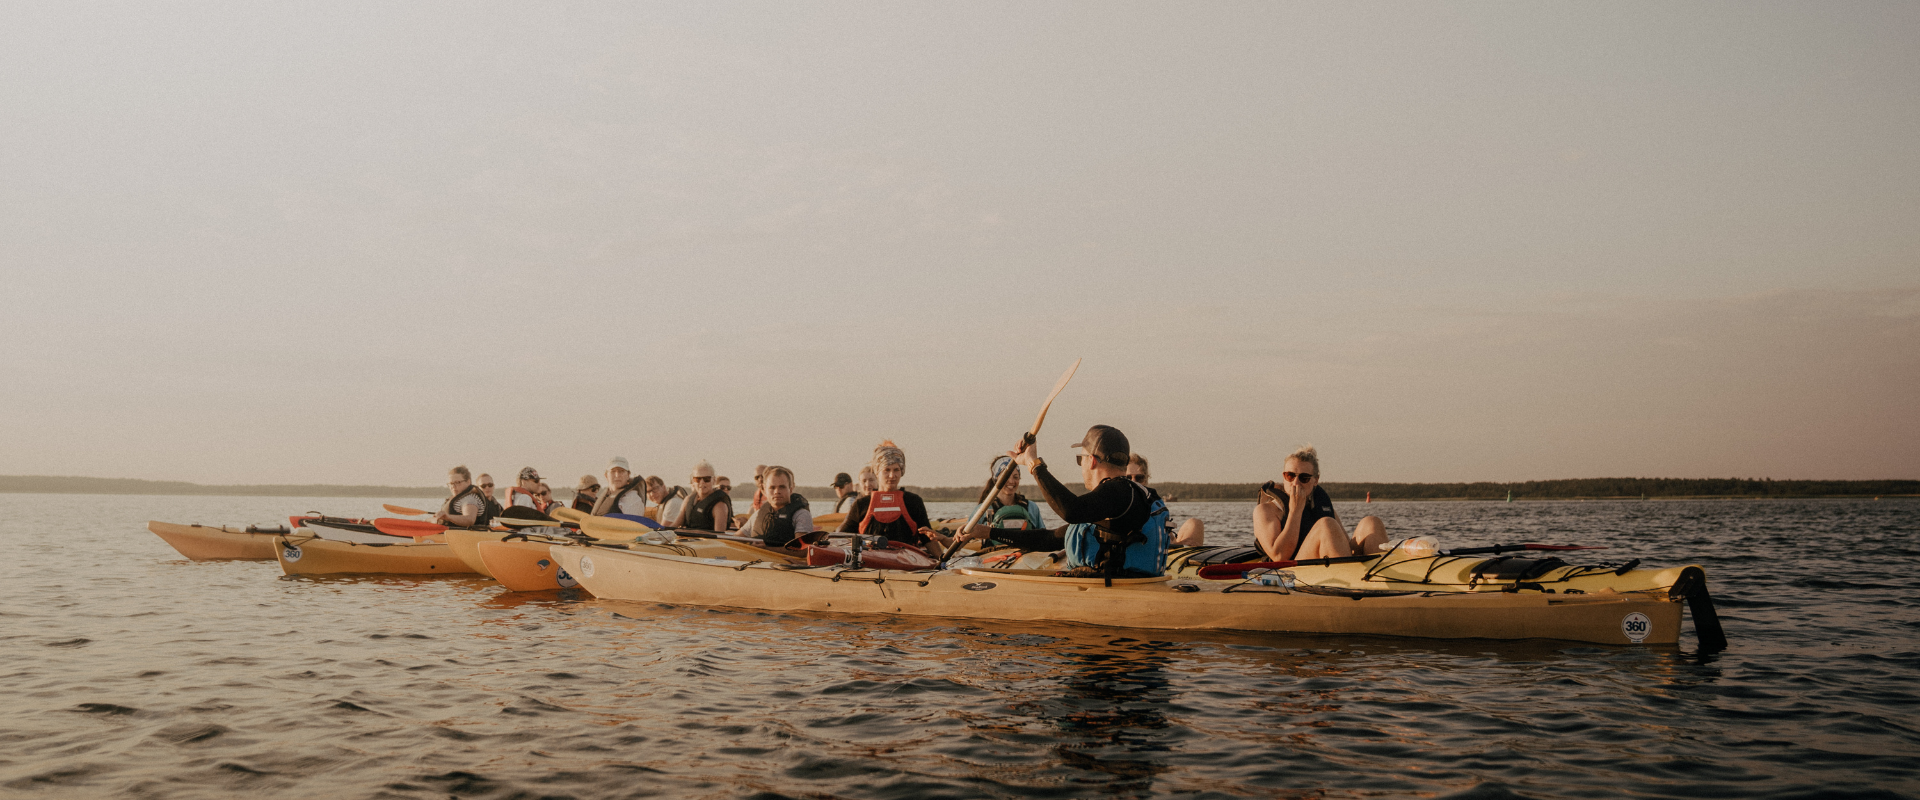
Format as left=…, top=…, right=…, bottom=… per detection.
left=551, top=507, right=588, bottom=524
left=372, top=518, right=447, bottom=538
left=1028, top=358, right=1081, bottom=438
left=579, top=516, right=651, bottom=536
left=812, top=512, right=847, bottom=528
left=383, top=504, right=430, bottom=516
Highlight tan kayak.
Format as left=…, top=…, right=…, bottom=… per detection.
left=547, top=545, right=1690, bottom=646
left=442, top=529, right=514, bottom=577
left=272, top=532, right=478, bottom=576
left=148, top=521, right=283, bottom=561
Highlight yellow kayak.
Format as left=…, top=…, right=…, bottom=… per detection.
left=148, top=521, right=284, bottom=561
left=272, top=531, right=477, bottom=576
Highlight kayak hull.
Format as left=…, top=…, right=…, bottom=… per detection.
left=148, top=521, right=279, bottom=561
left=550, top=546, right=1685, bottom=646
left=479, top=536, right=803, bottom=592
left=804, top=542, right=938, bottom=570
left=273, top=534, right=477, bottom=576
left=442, top=529, right=512, bottom=578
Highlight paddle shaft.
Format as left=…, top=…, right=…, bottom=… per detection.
left=383, top=504, right=432, bottom=516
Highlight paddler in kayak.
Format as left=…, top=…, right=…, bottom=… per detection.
left=433, top=465, right=495, bottom=528
left=571, top=475, right=600, bottom=513
left=836, top=440, right=946, bottom=550
left=986, top=425, right=1170, bottom=580
left=591, top=456, right=649, bottom=517
left=742, top=466, right=821, bottom=549
left=1253, top=445, right=1387, bottom=560
left=830, top=472, right=859, bottom=514
left=644, top=476, right=688, bottom=525
left=1127, top=454, right=1204, bottom=547
left=668, top=461, right=733, bottom=532
left=507, top=467, right=544, bottom=509
left=976, top=456, right=1047, bottom=532
left=475, top=474, right=504, bottom=521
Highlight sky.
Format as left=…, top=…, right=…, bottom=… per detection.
left=1, top=1, right=1915, bottom=488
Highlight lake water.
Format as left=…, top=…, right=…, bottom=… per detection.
left=2, top=494, right=1916, bottom=799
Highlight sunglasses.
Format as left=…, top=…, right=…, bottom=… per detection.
left=480, top=484, right=495, bottom=489
left=691, top=476, right=713, bottom=483
left=1283, top=472, right=1316, bottom=482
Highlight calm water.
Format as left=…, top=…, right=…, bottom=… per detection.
left=2, top=494, right=1916, bottom=799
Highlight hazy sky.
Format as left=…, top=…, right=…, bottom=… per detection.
left=2, top=1, right=1915, bottom=487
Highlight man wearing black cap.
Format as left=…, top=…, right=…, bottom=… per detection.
left=999, top=424, right=1169, bottom=580
left=831, top=472, right=859, bottom=515
left=508, top=467, right=544, bottom=510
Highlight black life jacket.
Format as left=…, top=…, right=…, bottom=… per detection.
left=750, top=495, right=811, bottom=548
left=442, top=485, right=495, bottom=528
left=571, top=492, right=597, bottom=513
left=591, top=477, right=648, bottom=517
left=682, top=490, right=731, bottom=530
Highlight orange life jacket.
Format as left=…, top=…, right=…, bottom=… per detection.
left=859, top=490, right=915, bottom=535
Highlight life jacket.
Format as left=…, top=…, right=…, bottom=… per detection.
left=571, top=492, right=597, bottom=513
left=591, top=477, right=648, bottom=517
left=750, top=495, right=810, bottom=549
left=1063, top=480, right=1170, bottom=581
left=646, top=485, right=688, bottom=523
left=859, top=490, right=923, bottom=545
left=682, top=489, right=731, bottom=530
left=508, top=486, right=538, bottom=510
left=481, top=495, right=503, bottom=524
left=989, top=495, right=1041, bottom=530
left=442, top=485, right=495, bottom=528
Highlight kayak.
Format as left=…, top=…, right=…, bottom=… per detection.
left=272, top=532, right=478, bottom=576
left=297, top=517, right=422, bottom=545
left=1165, top=545, right=1696, bottom=596
left=148, top=521, right=288, bottom=561
left=547, top=545, right=1697, bottom=646
left=442, top=529, right=514, bottom=577
left=804, top=541, right=939, bottom=570
left=479, top=532, right=807, bottom=592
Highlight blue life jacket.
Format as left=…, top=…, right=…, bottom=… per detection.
left=1062, top=481, right=1170, bottom=577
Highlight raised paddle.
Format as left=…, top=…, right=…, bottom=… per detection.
left=939, top=358, right=1082, bottom=567
left=371, top=518, right=448, bottom=538
left=1195, top=543, right=1608, bottom=581
left=383, top=503, right=431, bottom=516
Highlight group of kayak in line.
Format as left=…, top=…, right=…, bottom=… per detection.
left=427, top=424, right=1393, bottom=579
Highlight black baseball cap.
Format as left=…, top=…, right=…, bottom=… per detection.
left=1070, top=425, right=1131, bottom=467
left=831, top=472, right=853, bottom=487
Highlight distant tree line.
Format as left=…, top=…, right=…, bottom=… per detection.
left=1148, top=478, right=1920, bottom=501
left=4, top=475, right=1914, bottom=501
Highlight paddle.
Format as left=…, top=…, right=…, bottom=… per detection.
left=1195, top=543, right=1608, bottom=581
left=939, top=358, right=1082, bottom=567
left=384, top=503, right=431, bottom=516
left=551, top=507, right=589, bottom=524
left=372, top=518, right=447, bottom=538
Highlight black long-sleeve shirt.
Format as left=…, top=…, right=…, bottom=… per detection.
left=1028, top=463, right=1154, bottom=537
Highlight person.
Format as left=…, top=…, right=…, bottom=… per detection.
left=1252, top=445, right=1387, bottom=561
left=830, top=472, right=859, bottom=514
left=1127, top=454, right=1204, bottom=547
left=836, top=440, right=946, bottom=550
left=975, top=456, right=1047, bottom=531
left=532, top=482, right=559, bottom=515
left=717, top=476, right=733, bottom=495
left=433, top=465, right=494, bottom=528
left=591, top=456, right=649, bottom=517
left=743, top=466, right=819, bottom=549
left=572, top=475, right=600, bottom=513
left=969, top=425, right=1169, bottom=580
left=670, top=461, right=733, bottom=532
left=644, top=476, right=689, bottom=526
left=507, top=467, right=543, bottom=509
left=475, top=473, right=504, bottom=521
left=750, top=464, right=769, bottom=510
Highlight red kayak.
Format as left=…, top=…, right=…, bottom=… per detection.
left=804, top=541, right=938, bottom=570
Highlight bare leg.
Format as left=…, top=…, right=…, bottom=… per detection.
left=1297, top=517, right=1354, bottom=560
left=1351, top=516, right=1388, bottom=555
left=1174, top=518, right=1205, bottom=547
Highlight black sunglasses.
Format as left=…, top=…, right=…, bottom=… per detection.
left=1283, top=471, right=1316, bottom=482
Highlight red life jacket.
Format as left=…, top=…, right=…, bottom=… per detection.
left=859, top=490, right=916, bottom=536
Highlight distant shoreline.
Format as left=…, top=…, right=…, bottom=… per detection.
left=3, top=475, right=1913, bottom=502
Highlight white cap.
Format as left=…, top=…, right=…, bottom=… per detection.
left=608, top=456, right=631, bottom=471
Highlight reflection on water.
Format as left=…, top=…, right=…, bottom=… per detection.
left=0, top=495, right=1915, bottom=799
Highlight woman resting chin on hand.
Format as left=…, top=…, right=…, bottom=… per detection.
left=1252, top=445, right=1387, bottom=561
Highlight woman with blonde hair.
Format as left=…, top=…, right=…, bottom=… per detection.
left=1253, top=445, right=1387, bottom=561
left=836, top=441, right=944, bottom=549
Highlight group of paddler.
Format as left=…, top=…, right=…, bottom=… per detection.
left=424, top=420, right=1395, bottom=580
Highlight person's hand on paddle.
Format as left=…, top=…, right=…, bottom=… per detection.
left=1009, top=439, right=1038, bottom=470
left=953, top=520, right=992, bottom=543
